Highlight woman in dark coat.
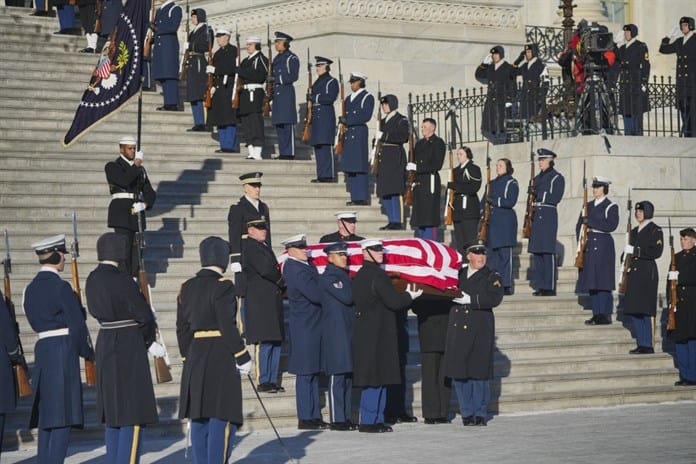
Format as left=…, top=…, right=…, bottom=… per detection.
left=184, top=9, right=213, bottom=131
left=622, top=201, right=663, bottom=354
left=669, top=228, right=696, bottom=385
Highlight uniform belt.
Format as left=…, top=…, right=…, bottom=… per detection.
left=244, top=84, right=264, bottom=90
left=382, top=143, right=401, bottom=147
left=589, top=228, right=609, bottom=234
left=112, top=193, right=135, bottom=200
left=100, top=319, right=138, bottom=329
left=189, top=51, right=205, bottom=56
left=194, top=330, right=222, bottom=338
left=38, top=328, right=69, bottom=339
left=533, top=202, right=556, bottom=208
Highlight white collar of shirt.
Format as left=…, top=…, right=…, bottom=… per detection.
left=593, top=196, right=606, bottom=206
left=192, top=22, right=206, bottom=33
left=202, top=266, right=224, bottom=275
left=161, top=0, right=175, bottom=7
left=120, top=154, right=135, bottom=166
left=494, top=59, right=506, bottom=70
left=99, top=261, right=119, bottom=268
left=527, top=57, right=537, bottom=66
left=460, top=159, right=470, bottom=168
left=350, top=88, right=365, bottom=101
left=625, top=37, right=636, bottom=48
left=467, top=267, right=479, bottom=279
left=288, top=256, right=309, bottom=265
left=684, top=31, right=694, bottom=44
left=248, top=50, right=260, bottom=58
left=40, top=266, right=61, bottom=276
left=384, top=111, right=396, bottom=123
left=638, top=218, right=653, bottom=232
left=244, top=195, right=259, bottom=210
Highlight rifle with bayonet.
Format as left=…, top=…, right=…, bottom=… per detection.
left=178, top=0, right=191, bottom=80
left=70, top=212, right=97, bottom=386
left=667, top=218, right=677, bottom=331
left=370, top=82, right=383, bottom=175
left=335, top=59, right=346, bottom=156
left=143, top=0, right=156, bottom=59
left=231, top=24, right=242, bottom=109
left=478, top=143, right=492, bottom=242
left=203, top=26, right=214, bottom=109
left=522, top=139, right=535, bottom=239
left=618, top=188, right=632, bottom=295
left=575, top=160, right=588, bottom=269
left=444, top=147, right=454, bottom=226
left=302, top=48, right=313, bottom=143
left=404, top=120, right=416, bottom=206
left=263, top=24, right=273, bottom=117
left=3, top=230, right=32, bottom=397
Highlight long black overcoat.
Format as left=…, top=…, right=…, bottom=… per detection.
left=623, top=221, right=664, bottom=317
left=670, top=248, right=696, bottom=342
left=410, top=135, right=446, bottom=227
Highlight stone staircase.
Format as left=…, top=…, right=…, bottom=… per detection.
left=2, top=5, right=696, bottom=451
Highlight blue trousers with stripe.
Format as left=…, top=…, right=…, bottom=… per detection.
left=453, top=379, right=490, bottom=418
left=105, top=425, right=143, bottom=464
left=314, top=144, right=334, bottom=179
left=382, top=194, right=403, bottom=224
left=257, top=342, right=281, bottom=385
left=191, top=418, right=237, bottom=464
left=532, top=253, right=556, bottom=291
left=275, top=124, right=295, bottom=157
left=488, top=246, right=513, bottom=289
left=346, top=172, right=369, bottom=202
left=295, top=374, right=321, bottom=421
left=38, top=426, right=71, bottom=464
left=590, top=290, right=613, bottom=316
left=328, top=373, right=353, bottom=423
left=675, top=340, right=696, bottom=382
left=629, top=314, right=653, bottom=348
left=359, top=386, right=386, bottom=425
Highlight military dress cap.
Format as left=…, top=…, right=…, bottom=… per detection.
left=314, top=56, right=333, bottom=66
left=680, top=17, right=695, bottom=30
left=191, top=8, right=206, bottom=22
left=635, top=200, right=655, bottom=219
left=239, top=171, right=263, bottom=184
left=380, top=94, right=399, bottom=111
left=591, top=176, right=611, bottom=187
left=466, top=241, right=487, bottom=255
left=96, top=232, right=128, bottom=262
left=349, top=72, right=368, bottom=82
left=323, top=242, right=349, bottom=255
left=274, top=31, right=293, bottom=42
left=31, top=234, right=68, bottom=255
left=246, top=215, right=267, bottom=229
left=680, top=227, right=696, bottom=238
left=536, top=148, right=557, bottom=159
left=623, top=24, right=638, bottom=37
left=246, top=35, right=262, bottom=43
left=490, top=45, right=505, bottom=57
left=281, top=234, right=307, bottom=249
left=215, top=28, right=231, bottom=37
left=335, top=211, right=357, bottom=221
left=360, top=238, right=383, bottom=251
left=524, top=43, right=539, bottom=56
left=119, top=135, right=137, bottom=145
left=199, top=236, right=230, bottom=269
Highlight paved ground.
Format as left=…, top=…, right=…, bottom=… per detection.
left=3, top=402, right=696, bottom=463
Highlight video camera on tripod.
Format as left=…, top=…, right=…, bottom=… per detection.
left=578, top=22, right=614, bottom=75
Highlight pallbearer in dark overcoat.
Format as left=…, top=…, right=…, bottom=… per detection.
left=176, top=236, right=252, bottom=463
left=443, top=243, right=504, bottom=426
left=309, top=56, right=339, bottom=182
left=237, top=35, right=269, bottom=160
left=659, top=17, right=696, bottom=137
left=85, top=233, right=159, bottom=463
left=617, top=24, right=650, bottom=135
left=151, top=0, right=182, bottom=110
left=408, top=118, right=446, bottom=240
left=23, top=235, right=94, bottom=464
left=208, top=29, right=239, bottom=153
left=668, top=228, right=696, bottom=385
left=184, top=9, right=213, bottom=132
left=271, top=31, right=300, bottom=159
left=475, top=45, right=516, bottom=144
left=0, top=292, right=21, bottom=460
left=576, top=177, right=619, bottom=325
left=448, top=146, right=482, bottom=254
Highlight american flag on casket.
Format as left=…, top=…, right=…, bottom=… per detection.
left=277, top=238, right=462, bottom=292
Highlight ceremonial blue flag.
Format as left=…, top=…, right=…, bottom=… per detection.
left=63, top=0, right=147, bottom=147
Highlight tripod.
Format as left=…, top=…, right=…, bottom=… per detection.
left=576, top=73, right=617, bottom=135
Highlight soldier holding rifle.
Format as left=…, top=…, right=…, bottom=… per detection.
left=237, top=35, right=269, bottom=160
left=77, top=0, right=98, bottom=53
left=309, top=56, right=340, bottom=183
left=668, top=227, right=696, bottom=386
left=23, top=234, right=95, bottom=464
left=447, top=146, right=482, bottom=254
left=152, top=0, right=183, bottom=111
left=85, top=232, right=159, bottom=463
left=183, top=8, right=213, bottom=133
left=207, top=29, right=240, bottom=153
left=270, top=31, right=300, bottom=160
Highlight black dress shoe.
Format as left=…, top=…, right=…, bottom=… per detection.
left=256, top=383, right=278, bottom=393
left=310, top=178, right=336, bottom=183
left=629, top=346, right=655, bottom=355
left=214, top=149, right=239, bottom=153
left=346, top=421, right=359, bottom=430
left=533, top=289, right=556, bottom=296
left=346, top=200, right=369, bottom=206
left=385, top=414, right=417, bottom=424
left=424, top=417, right=449, bottom=425
left=329, top=421, right=352, bottom=431
left=584, top=315, right=599, bottom=325
left=187, top=125, right=207, bottom=132
left=156, top=105, right=178, bottom=111
left=273, top=384, right=285, bottom=393
left=387, top=222, right=404, bottom=230
left=462, top=416, right=475, bottom=426
left=79, top=47, right=95, bottom=53
left=358, top=423, right=392, bottom=433
left=379, top=223, right=392, bottom=230
left=594, top=315, right=612, bottom=325
left=474, top=416, right=487, bottom=426
left=298, top=419, right=327, bottom=430
left=276, top=155, right=295, bottom=160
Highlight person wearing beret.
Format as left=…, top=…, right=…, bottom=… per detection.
left=668, top=228, right=696, bottom=386
left=319, top=211, right=365, bottom=243
left=23, top=235, right=95, bottom=464
left=659, top=17, right=696, bottom=137
left=207, top=29, right=240, bottom=153
left=475, top=45, right=517, bottom=144
left=176, top=236, right=252, bottom=462
left=85, top=233, right=159, bottom=463
left=271, top=32, right=300, bottom=160
left=309, top=56, right=340, bottom=182
left=183, top=9, right=214, bottom=133
left=622, top=201, right=664, bottom=354
left=152, top=0, right=183, bottom=111
left=237, top=36, right=269, bottom=160
left=576, top=177, right=619, bottom=325
left=617, top=24, right=650, bottom=136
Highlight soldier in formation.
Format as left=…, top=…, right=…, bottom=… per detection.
left=617, top=24, right=650, bottom=136
left=447, top=146, right=482, bottom=255
left=669, top=227, right=696, bottom=386
left=270, top=32, right=300, bottom=160
left=475, top=45, right=516, bottom=144
left=0, top=290, right=21, bottom=461
left=184, top=8, right=213, bottom=133
left=309, top=56, right=339, bottom=183
left=152, top=0, right=182, bottom=111
left=237, top=36, right=269, bottom=160
left=207, top=29, right=240, bottom=153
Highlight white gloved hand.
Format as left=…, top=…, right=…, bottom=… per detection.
left=405, top=283, right=423, bottom=300
left=206, top=65, right=215, bottom=74
left=135, top=150, right=144, bottom=161
left=624, top=244, right=634, bottom=255
left=230, top=262, right=242, bottom=274
left=483, top=54, right=493, bottom=65
left=237, top=359, right=252, bottom=375
left=184, top=41, right=189, bottom=50
left=641, top=85, right=647, bottom=93
left=505, top=102, right=513, bottom=108
left=406, top=162, right=417, bottom=171
left=668, top=271, right=680, bottom=281
left=452, top=292, right=471, bottom=305
left=148, top=341, right=166, bottom=358
left=132, top=202, right=146, bottom=213
left=668, top=25, right=681, bottom=40
left=374, top=130, right=384, bottom=141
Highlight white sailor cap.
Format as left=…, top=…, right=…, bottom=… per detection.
left=281, top=234, right=307, bottom=249
left=591, top=176, right=611, bottom=186
left=349, top=72, right=368, bottom=82
left=246, top=35, right=261, bottom=44
left=31, top=234, right=68, bottom=255
left=119, top=135, right=137, bottom=145
left=335, top=211, right=357, bottom=221
left=215, top=28, right=231, bottom=37
left=360, top=238, right=383, bottom=250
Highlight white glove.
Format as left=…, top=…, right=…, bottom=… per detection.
left=505, top=102, right=513, bottom=108
left=135, top=150, right=144, bottom=161
left=483, top=54, right=493, bottom=65
left=230, top=262, right=242, bottom=274
left=132, top=202, right=146, bottom=213
left=184, top=41, right=189, bottom=50
left=405, top=283, right=423, bottom=300
left=374, top=130, right=384, bottom=141
left=148, top=341, right=166, bottom=358
left=668, top=25, right=681, bottom=40
left=624, top=244, right=634, bottom=255
left=452, top=292, right=471, bottom=305
left=668, top=271, right=680, bottom=281
left=206, top=65, right=215, bottom=74
left=613, top=32, right=625, bottom=48
left=641, top=85, right=647, bottom=93
left=406, top=162, right=417, bottom=171
left=237, top=359, right=252, bottom=375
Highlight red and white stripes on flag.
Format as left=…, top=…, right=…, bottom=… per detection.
left=278, top=238, right=462, bottom=291
left=95, top=59, right=112, bottom=79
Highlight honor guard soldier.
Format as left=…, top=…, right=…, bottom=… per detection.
left=242, top=216, right=285, bottom=393
left=52, top=0, right=77, bottom=35
left=408, top=118, right=446, bottom=240
left=271, top=32, right=300, bottom=159
left=617, top=24, right=650, bottom=135
left=228, top=172, right=271, bottom=275
left=309, top=56, right=340, bottom=182
left=319, top=242, right=357, bottom=431
left=96, top=0, right=122, bottom=51
left=576, top=177, right=619, bottom=325
left=0, top=291, right=22, bottom=460
left=207, top=29, right=240, bottom=153
left=184, top=9, right=213, bottom=132
left=669, top=228, right=696, bottom=385
left=486, top=158, right=519, bottom=295
left=513, top=44, right=549, bottom=136
left=623, top=201, right=664, bottom=354
left=85, top=233, right=159, bottom=464
left=660, top=17, right=696, bottom=137
left=448, top=146, right=483, bottom=254
left=105, top=136, right=156, bottom=277
left=77, top=0, right=98, bottom=53
left=282, top=234, right=328, bottom=430
left=339, top=72, right=374, bottom=205
left=444, top=242, right=504, bottom=426
left=352, top=239, right=423, bottom=433
left=528, top=148, right=565, bottom=296
left=238, top=35, right=269, bottom=160
left=177, top=237, right=252, bottom=462
left=475, top=45, right=516, bottom=144
left=319, top=211, right=365, bottom=243
left=376, top=95, right=410, bottom=230
left=152, top=0, right=183, bottom=111
left=23, top=235, right=95, bottom=464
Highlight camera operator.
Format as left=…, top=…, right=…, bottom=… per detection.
left=617, top=24, right=650, bottom=136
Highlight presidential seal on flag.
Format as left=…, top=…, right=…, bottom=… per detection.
left=90, top=38, right=131, bottom=94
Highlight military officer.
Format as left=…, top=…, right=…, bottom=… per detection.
left=659, top=17, right=696, bottom=137
left=0, top=291, right=22, bottom=460
left=623, top=201, right=664, bottom=354
left=475, top=45, right=516, bottom=144
left=319, top=211, right=365, bottom=243
left=376, top=95, right=410, bottom=230
left=448, top=146, right=482, bottom=254
left=408, top=118, right=446, bottom=240
left=576, top=177, right=619, bottom=325
left=617, top=24, right=650, bottom=135
left=23, top=235, right=94, bottom=464
left=105, top=136, right=156, bottom=277
left=238, top=35, right=269, bottom=160
left=270, top=31, right=300, bottom=159
left=309, top=56, right=340, bottom=182
left=85, top=233, right=159, bottom=463
left=177, top=236, right=252, bottom=462
left=151, top=0, right=182, bottom=111
left=184, top=9, right=213, bottom=132
left=444, top=242, right=504, bottom=426
left=513, top=43, right=549, bottom=137
left=339, top=72, right=374, bottom=205
left=77, top=0, right=98, bottom=53
left=669, top=228, right=696, bottom=385
left=352, top=239, right=423, bottom=433
left=207, top=29, right=240, bottom=153
left=528, top=148, right=565, bottom=296
left=486, top=158, right=519, bottom=295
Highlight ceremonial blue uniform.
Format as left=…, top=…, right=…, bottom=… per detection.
left=283, top=258, right=323, bottom=423
left=340, top=88, right=374, bottom=202
left=24, top=269, right=94, bottom=464
left=486, top=173, right=519, bottom=291
left=576, top=197, right=619, bottom=319
left=310, top=72, right=339, bottom=180
left=271, top=50, right=300, bottom=157
left=528, top=166, right=565, bottom=293
left=151, top=0, right=182, bottom=108
left=0, top=293, right=20, bottom=460
left=320, top=263, right=354, bottom=424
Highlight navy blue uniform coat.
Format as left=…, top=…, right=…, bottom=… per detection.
left=320, top=263, right=354, bottom=375
left=376, top=112, right=409, bottom=197
left=617, top=40, right=650, bottom=116
left=105, top=156, right=156, bottom=231
left=151, top=0, right=182, bottom=81
left=227, top=196, right=271, bottom=267
left=517, top=58, right=548, bottom=119
left=670, top=248, right=696, bottom=342
left=340, top=89, right=374, bottom=173
left=475, top=61, right=516, bottom=136
left=575, top=197, right=619, bottom=292
left=528, top=166, right=565, bottom=254
left=623, top=221, right=664, bottom=317
left=271, top=50, right=300, bottom=125
left=309, top=72, right=339, bottom=146
left=487, top=174, right=519, bottom=249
